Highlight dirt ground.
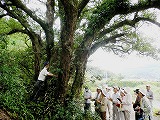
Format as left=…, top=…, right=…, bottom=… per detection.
left=0, top=109, right=11, bottom=120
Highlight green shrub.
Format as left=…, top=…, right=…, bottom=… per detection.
left=0, top=43, right=34, bottom=119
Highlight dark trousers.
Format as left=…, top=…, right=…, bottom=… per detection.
left=100, top=111, right=106, bottom=120
left=84, top=103, right=90, bottom=113
left=30, top=80, right=44, bottom=102
left=135, top=111, right=143, bottom=120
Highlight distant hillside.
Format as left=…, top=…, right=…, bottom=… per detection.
left=122, top=64, right=160, bottom=81
left=87, top=63, right=160, bottom=81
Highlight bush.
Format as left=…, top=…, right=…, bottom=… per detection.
left=48, top=100, right=101, bottom=120
left=0, top=44, right=34, bottom=119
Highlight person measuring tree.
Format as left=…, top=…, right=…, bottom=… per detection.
left=31, top=61, right=57, bottom=102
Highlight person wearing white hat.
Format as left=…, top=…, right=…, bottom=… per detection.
left=146, top=85, right=153, bottom=108
left=119, top=89, right=125, bottom=120
left=135, top=89, right=152, bottom=120
left=93, top=86, right=102, bottom=115
left=104, top=85, right=113, bottom=120
left=110, top=86, right=120, bottom=120
left=96, top=89, right=108, bottom=120
left=121, top=87, right=133, bottom=120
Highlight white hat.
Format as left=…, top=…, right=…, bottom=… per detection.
left=139, top=89, right=146, bottom=96
left=113, top=86, right=119, bottom=90
left=101, top=89, right=107, bottom=96
left=97, top=86, right=102, bottom=90
left=120, top=89, right=125, bottom=95
left=103, top=84, right=108, bottom=89
left=107, top=87, right=111, bottom=90
left=146, top=84, right=150, bottom=87
left=123, top=87, right=130, bottom=93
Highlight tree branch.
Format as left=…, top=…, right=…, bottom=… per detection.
left=59, top=0, right=77, bottom=13
left=82, top=0, right=160, bottom=49
left=46, top=0, right=55, bottom=26
left=0, top=4, right=32, bottom=32
left=98, top=16, right=160, bottom=39
left=140, top=17, right=160, bottom=27
left=89, top=33, right=125, bottom=56
left=7, top=29, right=28, bottom=35
left=78, top=0, right=90, bottom=17
left=0, top=13, right=7, bottom=18
left=8, top=0, right=46, bottom=29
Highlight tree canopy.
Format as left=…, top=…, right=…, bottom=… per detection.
left=1, top=0, right=160, bottom=119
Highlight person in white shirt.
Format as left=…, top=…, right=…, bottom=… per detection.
left=93, top=86, right=102, bottom=115
left=146, top=85, right=153, bottom=108
left=110, top=86, right=120, bottom=120
left=84, top=87, right=92, bottom=113
left=31, top=61, right=56, bottom=102
left=121, top=87, right=133, bottom=120
left=96, top=89, right=108, bottom=120
left=119, top=89, right=125, bottom=120
left=103, top=85, right=113, bottom=120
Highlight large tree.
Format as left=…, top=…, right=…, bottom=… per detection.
left=1, top=0, right=160, bottom=109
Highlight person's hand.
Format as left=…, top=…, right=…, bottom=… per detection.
left=96, top=100, right=101, bottom=103
left=54, top=74, right=58, bottom=77
left=135, top=106, right=140, bottom=110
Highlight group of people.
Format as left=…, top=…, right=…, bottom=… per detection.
left=30, top=61, right=154, bottom=120
left=83, top=84, right=153, bottom=120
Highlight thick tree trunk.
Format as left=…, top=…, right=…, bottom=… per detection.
left=29, top=33, right=42, bottom=80
left=71, top=60, right=87, bottom=97
left=45, top=28, right=54, bottom=60
left=71, top=49, right=89, bottom=97
left=53, top=5, right=78, bottom=103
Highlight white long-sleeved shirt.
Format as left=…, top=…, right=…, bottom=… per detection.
left=84, top=90, right=92, bottom=103
left=141, top=96, right=152, bottom=120
left=121, top=93, right=132, bottom=111
left=146, top=90, right=153, bottom=100
left=105, top=91, right=112, bottom=99
left=38, top=67, right=49, bottom=81
left=100, top=97, right=108, bottom=112
left=112, top=92, right=120, bottom=104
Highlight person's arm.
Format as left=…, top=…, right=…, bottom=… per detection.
left=140, top=98, right=151, bottom=113
left=47, top=71, right=58, bottom=77
left=48, top=72, right=56, bottom=77
left=147, top=91, right=153, bottom=99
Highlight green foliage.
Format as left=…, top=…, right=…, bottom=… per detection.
left=86, top=0, right=116, bottom=35
left=0, top=18, right=23, bottom=35
left=0, top=1, right=160, bottom=119
left=0, top=35, right=8, bottom=49
left=49, top=100, right=100, bottom=120
left=0, top=48, right=33, bottom=119
left=0, top=30, right=34, bottom=119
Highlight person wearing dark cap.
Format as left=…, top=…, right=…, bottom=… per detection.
left=83, top=87, right=92, bottom=113
left=31, top=61, right=56, bottom=102
left=133, top=89, right=143, bottom=120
